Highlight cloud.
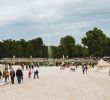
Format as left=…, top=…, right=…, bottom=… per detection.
left=0, top=0, right=110, bottom=45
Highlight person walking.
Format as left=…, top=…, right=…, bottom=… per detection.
left=3, top=68, right=9, bottom=83
left=10, top=68, right=15, bottom=84
left=16, top=68, right=23, bottom=84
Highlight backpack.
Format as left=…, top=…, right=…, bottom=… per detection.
left=35, top=70, right=38, bottom=74
left=5, top=71, right=9, bottom=77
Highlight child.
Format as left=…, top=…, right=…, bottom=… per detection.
left=28, top=69, right=32, bottom=78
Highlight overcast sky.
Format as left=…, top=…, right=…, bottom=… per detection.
left=0, top=0, right=110, bottom=45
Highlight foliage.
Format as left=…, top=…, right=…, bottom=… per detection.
left=60, top=35, right=75, bottom=58
left=82, top=28, right=108, bottom=56
left=0, top=28, right=110, bottom=58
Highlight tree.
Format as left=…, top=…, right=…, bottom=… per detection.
left=30, top=37, right=44, bottom=57
left=103, top=38, right=110, bottom=56
left=54, top=45, right=67, bottom=58
left=82, top=28, right=108, bottom=56
left=3, top=39, right=16, bottom=57
left=0, top=41, right=8, bottom=58
left=73, top=45, right=89, bottom=57
left=60, top=35, right=75, bottom=58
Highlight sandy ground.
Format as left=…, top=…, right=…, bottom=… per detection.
left=0, top=67, right=110, bottom=100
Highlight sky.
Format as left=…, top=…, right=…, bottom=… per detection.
left=0, top=0, right=110, bottom=45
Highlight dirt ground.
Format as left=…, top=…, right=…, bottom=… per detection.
left=0, top=67, right=110, bottom=100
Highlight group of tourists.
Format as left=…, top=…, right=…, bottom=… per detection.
left=60, top=61, right=78, bottom=72
left=0, top=63, right=39, bottom=85
left=0, top=67, right=23, bottom=84
left=27, top=65, right=39, bottom=79
left=60, top=61, right=93, bottom=74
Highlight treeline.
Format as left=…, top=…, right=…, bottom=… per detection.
left=0, top=28, right=110, bottom=58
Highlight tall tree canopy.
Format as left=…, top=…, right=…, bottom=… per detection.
left=0, top=28, right=110, bottom=58
left=60, top=35, right=75, bottom=58
left=82, top=28, right=108, bottom=56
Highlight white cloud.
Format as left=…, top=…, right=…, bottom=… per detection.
left=0, top=0, right=110, bottom=45
left=0, top=0, right=81, bottom=25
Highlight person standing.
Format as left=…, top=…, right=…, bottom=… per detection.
left=10, top=69, right=15, bottom=84
left=70, top=65, right=75, bottom=72
left=85, top=64, right=88, bottom=74
left=33, top=66, right=39, bottom=79
left=26, top=65, right=28, bottom=70
left=82, top=63, right=85, bottom=74
left=32, top=64, right=34, bottom=69
left=21, top=64, right=24, bottom=70
left=16, top=68, right=23, bottom=84
left=28, top=69, right=32, bottom=78
left=0, top=70, right=2, bottom=80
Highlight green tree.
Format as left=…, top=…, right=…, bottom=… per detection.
left=82, top=28, right=108, bottom=56
left=60, top=35, right=75, bottom=58
left=103, top=37, right=110, bottom=56
left=3, top=39, right=16, bottom=57
left=30, top=37, right=44, bottom=57
left=73, top=45, right=89, bottom=57
left=0, top=41, right=8, bottom=58
left=55, top=45, right=67, bottom=58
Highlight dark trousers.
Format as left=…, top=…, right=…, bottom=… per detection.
left=11, top=77, right=14, bottom=84
left=37, top=74, right=39, bottom=79
left=17, top=77, right=22, bottom=84
left=5, top=77, right=8, bottom=83
left=83, top=69, right=85, bottom=74
left=34, top=73, right=39, bottom=79
left=0, top=76, right=2, bottom=79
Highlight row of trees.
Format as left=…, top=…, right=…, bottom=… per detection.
left=0, top=28, right=110, bottom=58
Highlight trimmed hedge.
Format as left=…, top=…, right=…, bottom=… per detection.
left=0, top=60, right=97, bottom=66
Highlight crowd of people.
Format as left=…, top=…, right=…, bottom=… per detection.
left=0, top=63, right=39, bottom=85
left=60, top=61, right=95, bottom=74
left=0, top=61, right=96, bottom=85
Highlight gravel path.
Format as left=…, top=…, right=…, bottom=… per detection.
left=0, top=67, right=110, bottom=100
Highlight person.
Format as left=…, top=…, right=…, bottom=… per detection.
left=33, top=66, right=39, bottom=79
left=70, top=65, right=75, bottom=72
left=21, top=71, right=23, bottom=82
left=28, top=69, right=32, bottom=78
left=3, top=68, right=9, bottom=83
left=85, top=64, right=88, bottom=74
left=10, top=69, right=15, bottom=84
left=60, top=62, right=65, bottom=73
left=0, top=70, right=2, bottom=80
left=75, top=64, right=78, bottom=69
left=9, top=63, right=12, bottom=70
left=82, top=63, right=85, bottom=74
left=92, top=63, right=95, bottom=68
left=16, top=68, right=23, bottom=84
left=21, top=64, right=24, bottom=70
left=26, top=65, right=28, bottom=70
left=29, top=65, right=31, bottom=69
left=37, top=63, right=40, bottom=67
left=32, top=64, right=34, bottom=69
